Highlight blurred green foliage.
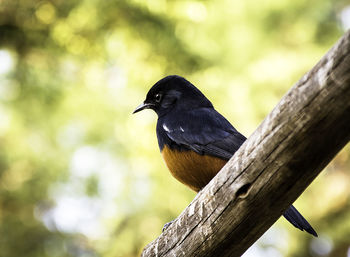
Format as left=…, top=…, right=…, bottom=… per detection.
left=0, top=0, right=349, bottom=256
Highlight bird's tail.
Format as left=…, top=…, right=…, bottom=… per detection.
left=283, top=205, right=318, bottom=237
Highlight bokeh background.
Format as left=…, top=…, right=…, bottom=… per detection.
left=0, top=0, right=350, bottom=256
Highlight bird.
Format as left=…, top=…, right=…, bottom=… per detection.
left=133, top=75, right=317, bottom=236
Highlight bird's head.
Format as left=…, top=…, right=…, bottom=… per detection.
left=133, top=75, right=213, bottom=117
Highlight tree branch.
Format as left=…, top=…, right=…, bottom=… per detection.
left=141, top=30, right=350, bottom=257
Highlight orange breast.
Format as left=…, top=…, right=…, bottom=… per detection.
left=161, top=145, right=227, bottom=192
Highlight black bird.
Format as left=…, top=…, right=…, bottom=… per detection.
left=133, top=75, right=317, bottom=236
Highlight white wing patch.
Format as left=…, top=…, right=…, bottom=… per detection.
left=163, top=123, right=184, bottom=133
left=163, top=123, right=170, bottom=132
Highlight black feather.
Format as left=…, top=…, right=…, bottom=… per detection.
left=283, top=205, right=318, bottom=236
left=157, top=107, right=245, bottom=158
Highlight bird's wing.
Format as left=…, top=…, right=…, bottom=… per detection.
left=162, top=108, right=246, bottom=160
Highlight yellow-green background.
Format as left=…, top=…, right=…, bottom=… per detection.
left=0, top=0, right=349, bottom=256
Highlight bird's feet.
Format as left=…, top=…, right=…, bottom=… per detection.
left=162, top=220, right=174, bottom=232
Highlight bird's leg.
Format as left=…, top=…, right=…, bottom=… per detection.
left=162, top=220, right=174, bottom=232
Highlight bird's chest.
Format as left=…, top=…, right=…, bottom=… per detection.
left=161, top=145, right=227, bottom=192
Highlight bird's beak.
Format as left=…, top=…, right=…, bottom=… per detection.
left=132, top=102, right=154, bottom=114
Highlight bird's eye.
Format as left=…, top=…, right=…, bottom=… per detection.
left=155, top=93, right=162, bottom=103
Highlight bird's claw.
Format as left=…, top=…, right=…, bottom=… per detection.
left=162, top=220, right=174, bottom=232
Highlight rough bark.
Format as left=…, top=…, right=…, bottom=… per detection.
left=141, top=30, right=350, bottom=257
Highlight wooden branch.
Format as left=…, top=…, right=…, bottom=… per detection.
left=141, top=30, right=350, bottom=257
